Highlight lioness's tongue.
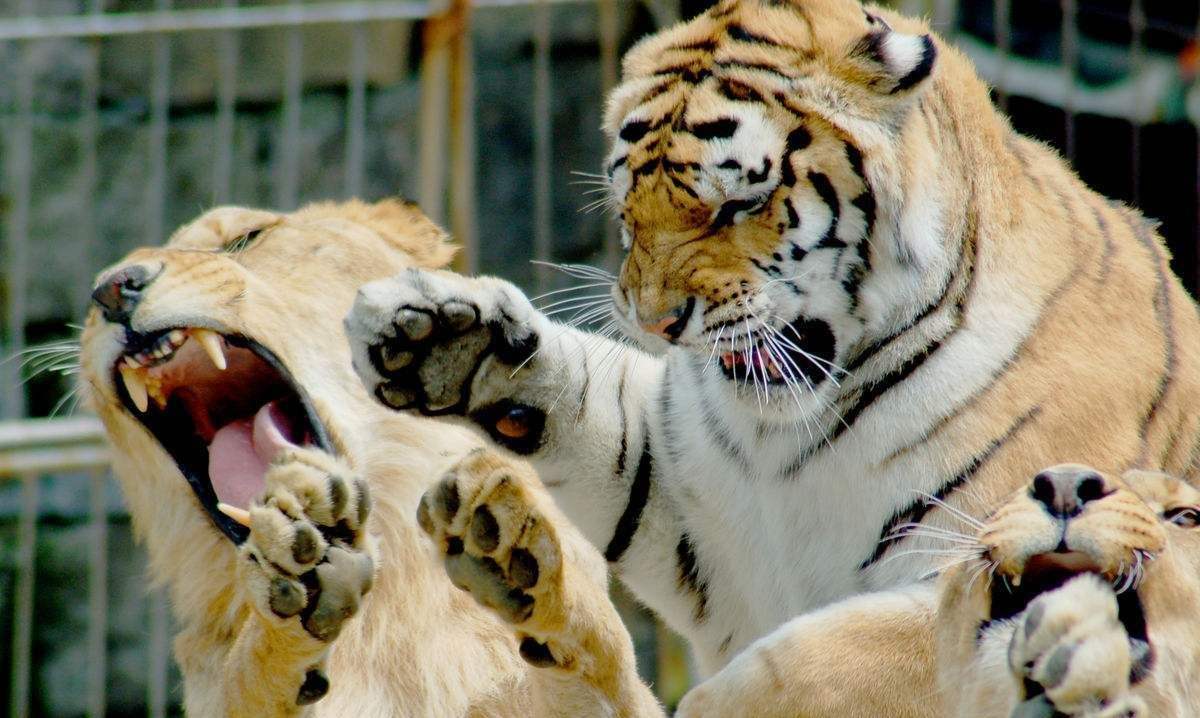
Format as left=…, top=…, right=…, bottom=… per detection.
left=208, top=401, right=298, bottom=509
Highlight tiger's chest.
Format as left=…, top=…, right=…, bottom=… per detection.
left=653, top=354, right=957, bottom=641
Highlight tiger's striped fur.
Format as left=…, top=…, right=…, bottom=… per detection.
left=347, top=0, right=1200, bottom=686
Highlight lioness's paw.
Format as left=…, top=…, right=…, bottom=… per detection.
left=345, top=269, right=540, bottom=419
left=418, top=449, right=581, bottom=669
left=238, top=448, right=376, bottom=644
left=1008, top=575, right=1146, bottom=718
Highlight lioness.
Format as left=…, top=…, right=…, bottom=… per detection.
left=78, top=199, right=660, bottom=716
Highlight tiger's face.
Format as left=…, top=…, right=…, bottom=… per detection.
left=603, top=0, right=938, bottom=407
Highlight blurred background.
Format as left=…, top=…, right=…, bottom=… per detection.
left=0, top=0, right=1198, bottom=715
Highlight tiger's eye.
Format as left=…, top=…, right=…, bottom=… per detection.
left=495, top=406, right=533, bottom=439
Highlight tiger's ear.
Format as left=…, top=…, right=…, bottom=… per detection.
left=848, top=17, right=937, bottom=97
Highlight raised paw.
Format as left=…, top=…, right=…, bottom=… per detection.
left=345, top=269, right=541, bottom=421
left=237, top=447, right=376, bottom=644
left=1008, top=574, right=1148, bottom=718
left=418, top=449, right=596, bottom=670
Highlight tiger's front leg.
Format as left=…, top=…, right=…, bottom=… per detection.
left=343, top=269, right=714, bottom=659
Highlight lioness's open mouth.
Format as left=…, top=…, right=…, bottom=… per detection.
left=112, top=328, right=331, bottom=542
left=988, top=551, right=1150, bottom=642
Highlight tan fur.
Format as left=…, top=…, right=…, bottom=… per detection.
left=665, top=466, right=1200, bottom=716
left=77, top=200, right=603, bottom=716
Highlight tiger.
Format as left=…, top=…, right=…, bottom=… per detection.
left=345, top=0, right=1200, bottom=693
left=415, top=456, right=1200, bottom=716
left=77, top=199, right=659, bottom=717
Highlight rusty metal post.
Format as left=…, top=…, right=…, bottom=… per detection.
left=448, top=0, right=477, bottom=273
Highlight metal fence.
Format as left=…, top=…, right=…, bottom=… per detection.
left=2, top=0, right=1198, bottom=715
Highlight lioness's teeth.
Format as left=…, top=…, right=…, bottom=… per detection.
left=119, top=364, right=150, bottom=412
left=193, top=329, right=227, bottom=371
left=217, top=502, right=251, bottom=527
left=1010, top=574, right=1021, bottom=588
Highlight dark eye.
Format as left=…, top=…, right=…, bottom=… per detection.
left=1165, top=506, right=1200, bottom=528
left=223, top=228, right=263, bottom=254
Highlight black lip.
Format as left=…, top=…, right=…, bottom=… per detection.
left=717, top=317, right=837, bottom=386
left=112, top=330, right=332, bottom=544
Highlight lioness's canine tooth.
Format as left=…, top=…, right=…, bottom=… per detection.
left=193, top=329, right=227, bottom=370
left=216, top=502, right=251, bottom=527
left=118, top=364, right=150, bottom=412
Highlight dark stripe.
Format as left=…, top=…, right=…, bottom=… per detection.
left=859, top=406, right=1041, bottom=570
left=697, top=384, right=754, bottom=473
left=604, top=418, right=654, bottom=563
left=713, top=198, right=763, bottom=229
left=1090, top=200, right=1115, bottom=284
left=780, top=127, right=811, bottom=187
left=573, top=335, right=591, bottom=424
left=833, top=339, right=944, bottom=442
left=726, top=24, right=779, bottom=46
left=844, top=203, right=977, bottom=374
left=1127, top=212, right=1177, bottom=458
left=666, top=38, right=718, bottom=52
left=808, top=171, right=843, bottom=248
left=784, top=197, right=799, bottom=229
left=718, top=78, right=765, bottom=104
left=747, top=158, right=772, bottom=184
left=619, top=120, right=652, bottom=143
left=676, top=534, right=710, bottom=623
left=614, top=366, right=629, bottom=478
left=689, top=118, right=739, bottom=140
left=667, top=173, right=700, bottom=199
left=714, top=60, right=793, bottom=82
left=653, top=64, right=711, bottom=84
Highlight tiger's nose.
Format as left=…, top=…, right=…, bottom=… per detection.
left=1030, top=465, right=1111, bottom=518
left=640, top=297, right=696, bottom=343
left=91, top=264, right=157, bottom=325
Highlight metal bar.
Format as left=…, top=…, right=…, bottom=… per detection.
left=86, top=470, right=109, bottom=718
left=417, top=16, right=450, bottom=226
left=1060, top=0, right=1078, bottom=160
left=147, top=590, right=171, bottom=718
left=0, top=1, right=442, bottom=41
left=77, top=0, right=105, bottom=309
left=0, top=416, right=105, bottom=450
left=344, top=22, right=368, bottom=199
left=145, top=0, right=171, bottom=248
left=277, top=18, right=303, bottom=210
left=8, top=474, right=39, bottom=718
left=0, top=446, right=111, bottom=477
left=212, top=0, right=239, bottom=205
left=991, top=0, right=1010, bottom=111
left=2, top=8, right=35, bottom=421
left=598, top=0, right=619, bottom=268
left=931, top=0, right=957, bottom=33
left=1129, top=0, right=1145, bottom=205
left=532, top=0, right=553, bottom=290
left=448, top=0, right=478, bottom=272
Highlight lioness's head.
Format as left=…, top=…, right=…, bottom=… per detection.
left=939, top=463, right=1200, bottom=673
left=79, top=199, right=454, bottom=544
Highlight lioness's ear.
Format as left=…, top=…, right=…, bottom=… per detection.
left=361, top=198, right=457, bottom=270
left=848, top=15, right=937, bottom=96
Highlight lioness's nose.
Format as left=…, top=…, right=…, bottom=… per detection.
left=640, top=297, right=696, bottom=342
left=1031, top=465, right=1111, bottom=518
left=91, top=264, right=157, bottom=325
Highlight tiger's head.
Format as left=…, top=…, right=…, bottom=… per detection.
left=603, top=0, right=956, bottom=412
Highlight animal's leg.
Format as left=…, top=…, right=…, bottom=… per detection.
left=418, top=448, right=664, bottom=718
